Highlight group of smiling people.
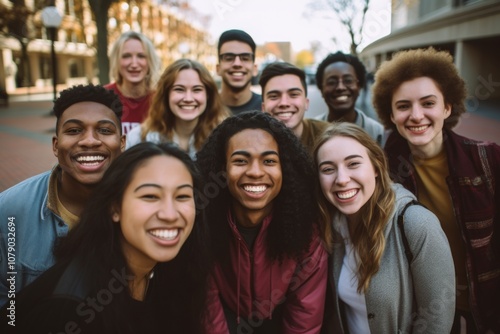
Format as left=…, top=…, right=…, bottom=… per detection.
left=0, top=28, right=499, bottom=334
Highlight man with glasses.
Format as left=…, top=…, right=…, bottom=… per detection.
left=315, top=51, right=385, bottom=145
left=217, top=29, right=262, bottom=115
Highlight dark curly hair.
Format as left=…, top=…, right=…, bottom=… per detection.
left=372, top=47, right=467, bottom=131
left=53, top=84, right=123, bottom=134
left=315, top=51, right=367, bottom=90
left=196, top=111, right=318, bottom=262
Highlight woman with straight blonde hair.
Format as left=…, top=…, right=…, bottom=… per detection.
left=126, top=58, right=229, bottom=159
left=314, top=122, right=455, bottom=333
left=105, top=31, right=161, bottom=134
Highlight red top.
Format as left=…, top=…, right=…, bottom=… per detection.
left=104, top=83, right=153, bottom=135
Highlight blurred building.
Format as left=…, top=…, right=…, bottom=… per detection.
left=361, top=0, right=500, bottom=103
left=0, top=0, right=214, bottom=94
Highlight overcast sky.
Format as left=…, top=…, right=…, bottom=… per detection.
left=187, top=0, right=392, bottom=57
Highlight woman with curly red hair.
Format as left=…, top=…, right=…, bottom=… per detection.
left=372, top=47, right=500, bottom=333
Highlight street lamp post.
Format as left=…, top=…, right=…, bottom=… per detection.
left=42, top=6, right=62, bottom=103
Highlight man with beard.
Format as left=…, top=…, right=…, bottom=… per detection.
left=315, top=51, right=385, bottom=146
left=217, top=29, right=262, bottom=115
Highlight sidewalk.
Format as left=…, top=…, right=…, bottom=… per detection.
left=0, top=95, right=499, bottom=192
left=0, top=100, right=57, bottom=191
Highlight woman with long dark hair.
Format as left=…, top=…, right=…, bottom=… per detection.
left=0, top=142, right=210, bottom=333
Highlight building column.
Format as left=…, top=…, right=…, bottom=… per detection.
left=1, top=49, right=17, bottom=92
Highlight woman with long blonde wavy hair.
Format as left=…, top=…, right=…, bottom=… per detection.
left=314, top=122, right=455, bottom=333
left=105, top=31, right=161, bottom=135
left=126, top=59, right=229, bottom=159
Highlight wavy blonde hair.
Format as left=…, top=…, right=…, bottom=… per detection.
left=313, top=122, right=395, bottom=292
left=108, top=31, right=161, bottom=90
left=141, top=59, right=230, bottom=150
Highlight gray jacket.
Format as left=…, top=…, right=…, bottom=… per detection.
left=327, top=183, right=455, bottom=333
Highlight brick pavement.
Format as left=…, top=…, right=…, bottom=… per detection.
left=0, top=96, right=499, bottom=192
left=0, top=100, right=57, bottom=191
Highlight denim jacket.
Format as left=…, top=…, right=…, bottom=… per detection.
left=385, top=129, right=500, bottom=333
left=0, top=168, right=68, bottom=308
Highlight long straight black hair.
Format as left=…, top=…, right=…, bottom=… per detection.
left=56, top=142, right=211, bottom=333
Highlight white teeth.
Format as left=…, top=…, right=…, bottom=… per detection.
left=180, top=105, right=196, bottom=110
left=244, top=185, right=267, bottom=193
left=232, top=72, right=244, bottom=77
left=277, top=112, right=293, bottom=118
left=76, top=155, right=105, bottom=163
left=408, top=125, right=428, bottom=132
left=336, top=96, right=348, bottom=102
left=337, top=189, right=357, bottom=199
left=149, top=229, right=178, bottom=240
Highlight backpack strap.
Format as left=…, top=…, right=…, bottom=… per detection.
left=397, top=200, right=420, bottom=264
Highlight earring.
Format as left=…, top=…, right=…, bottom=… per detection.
left=112, top=212, right=120, bottom=222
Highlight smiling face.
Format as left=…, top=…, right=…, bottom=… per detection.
left=169, top=69, right=207, bottom=125
left=119, top=38, right=149, bottom=85
left=390, top=77, right=451, bottom=158
left=226, top=128, right=282, bottom=227
left=217, top=41, right=257, bottom=92
left=53, top=101, right=125, bottom=187
left=321, top=62, right=360, bottom=119
left=317, top=136, right=377, bottom=221
left=262, top=74, right=309, bottom=137
left=116, top=155, right=196, bottom=271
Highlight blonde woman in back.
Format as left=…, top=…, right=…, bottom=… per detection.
left=126, top=59, right=229, bottom=159
left=105, top=31, right=160, bottom=134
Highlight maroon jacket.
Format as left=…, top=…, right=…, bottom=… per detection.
left=204, top=213, right=328, bottom=333
left=385, top=129, right=500, bottom=333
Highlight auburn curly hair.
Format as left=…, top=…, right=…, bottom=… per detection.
left=372, top=47, right=467, bottom=131
left=196, top=111, right=319, bottom=262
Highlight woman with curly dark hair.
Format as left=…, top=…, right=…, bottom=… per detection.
left=197, top=111, right=328, bottom=333
left=372, top=47, right=500, bottom=333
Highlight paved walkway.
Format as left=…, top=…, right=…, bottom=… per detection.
left=0, top=94, right=499, bottom=192
left=0, top=98, right=57, bottom=191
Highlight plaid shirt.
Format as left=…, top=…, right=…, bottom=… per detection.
left=384, top=129, right=500, bottom=333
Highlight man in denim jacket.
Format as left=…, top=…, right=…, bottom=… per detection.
left=0, top=84, right=125, bottom=307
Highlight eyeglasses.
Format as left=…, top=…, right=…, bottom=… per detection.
left=326, top=76, right=359, bottom=88
left=219, top=53, right=254, bottom=63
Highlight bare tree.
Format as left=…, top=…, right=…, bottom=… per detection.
left=307, top=0, right=370, bottom=55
